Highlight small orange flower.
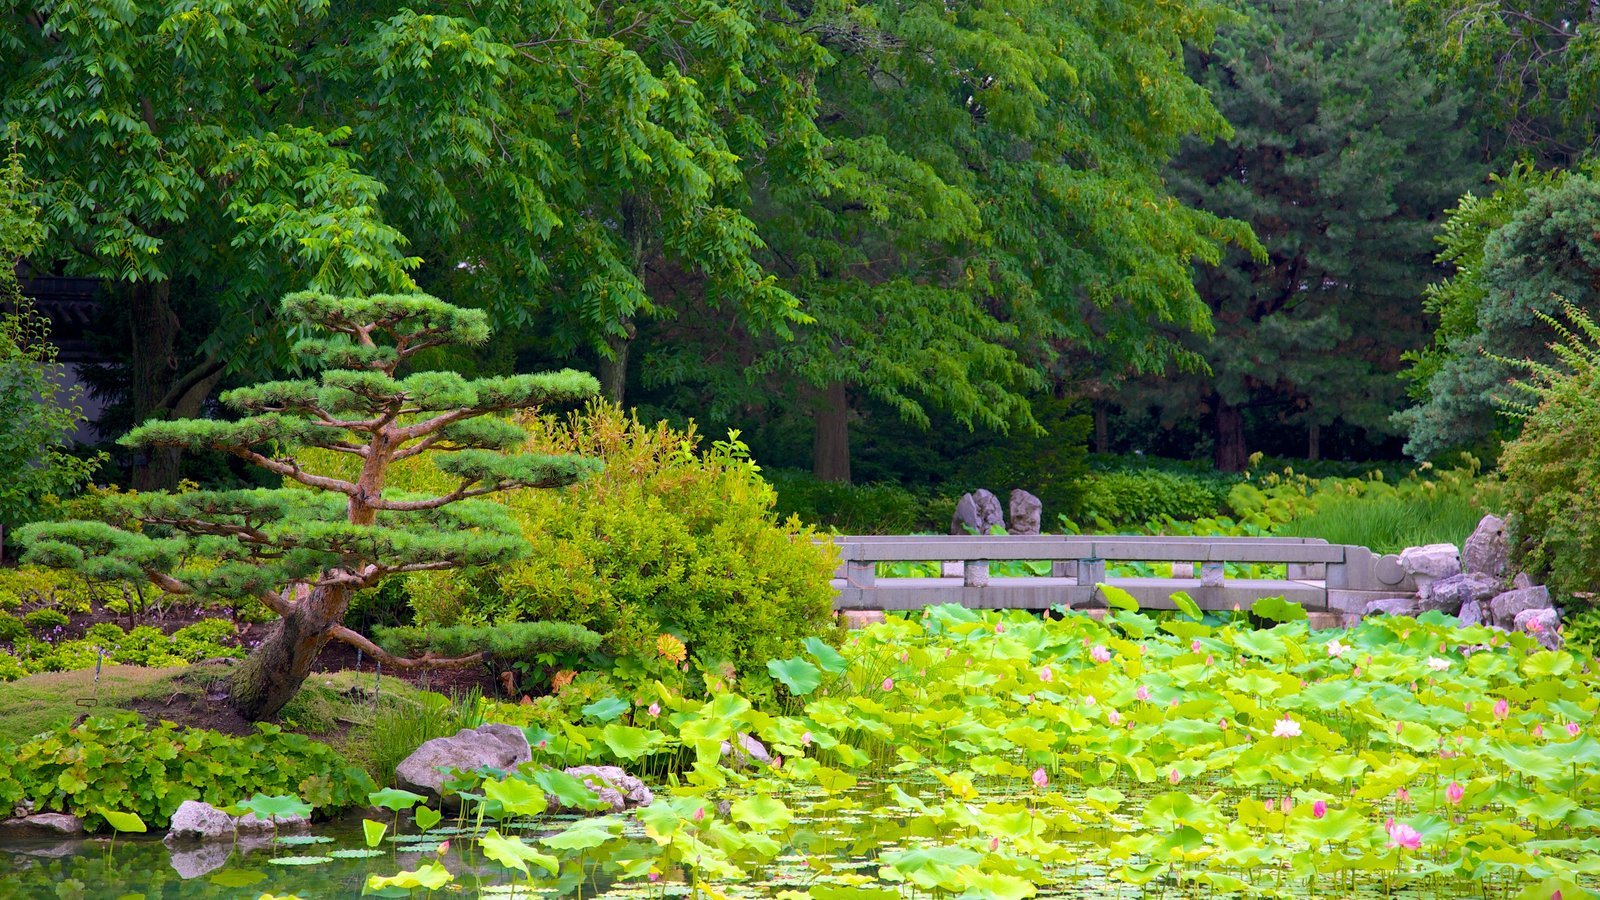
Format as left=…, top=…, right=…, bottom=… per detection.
left=656, top=633, right=688, bottom=664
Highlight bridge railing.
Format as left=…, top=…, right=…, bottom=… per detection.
left=829, top=535, right=1415, bottom=614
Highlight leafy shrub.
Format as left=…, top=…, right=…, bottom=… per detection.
left=0, top=712, right=374, bottom=831
left=0, top=617, right=243, bottom=681
left=367, top=405, right=839, bottom=682
left=374, top=621, right=601, bottom=686
left=1276, top=476, right=1490, bottom=555
left=767, top=469, right=950, bottom=534
left=1071, top=468, right=1231, bottom=528
left=0, top=565, right=93, bottom=612
left=1500, top=303, right=1600, bottom=600
left=0, top=650, right=23, bottom=681
left=0, top=610, right=26, bottom=642
left=21, top=608, right=68, bottom=632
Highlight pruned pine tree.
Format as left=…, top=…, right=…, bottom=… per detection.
left=17, top=292, right=600, bottom=720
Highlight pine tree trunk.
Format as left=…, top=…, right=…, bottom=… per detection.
left=1213, top=398, right=1248, bottom=472
left=599, top=328, right=631, bottom=405
left=813, top=381, right=851, bottom=483
left=1093, top=401, right=1110, bottom=455
left=130, top=280, right=182, bottom=491
left=1307, top=422, right=1321, bottom=461
left=229, top=585, right=347, bottom=721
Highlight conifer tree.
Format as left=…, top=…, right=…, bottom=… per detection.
left=17, top=292, right=600, bottom=720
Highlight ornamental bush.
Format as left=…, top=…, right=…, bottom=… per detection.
left=382, top=404, right=839, bottom=680
left=0, top=712, right=373, bottom=831
left=1499, top=303, right=1600, bottom=601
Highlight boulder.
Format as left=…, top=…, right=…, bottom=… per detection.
left=168, top=834, right=273, bottom=878
left=1457, top=598, right=1485, bottom=628
left=1513, top=572, right=1534, bottom=590
left=972, top=489, right=1006, bottom=534
left=1515, top=608, right=1564, bottom=651
left=1420, top=572, right=1502, bottom=615
left=950, top=494, right=980, bottom=535
left=396, top=723, right=531, bottom=808
left=0, top=813, right=83, bottom=835
left=1007, top=490, right=1043, bottom=535
left=1363, top=597, right=1426, bottom=618
left=1489, top=586, right=1553, bottom=631
left=1462, top=515, right=1508, bottom=579
left=1398, top=543, right=1461, bottom=582
left=163, top=800, right=309, bottom=845
left=562, top=766, right=653, bottom=813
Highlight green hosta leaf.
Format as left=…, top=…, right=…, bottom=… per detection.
left=414, top=806, right=443, bottom=832
left=1170, top=590, right=1203, bottom=620
left=602, top=723, right=661, bottom=760
left=233, top=794, right=312, bottom=822
left=804, top=636, right=849, bottom=674
left=1252, top=596, right=1307, bottom=623
left=731, top=794, right=794, bottom=831
left=767, top=657, right=823, bottom=695
left=532, top=768, right=603, bottom=811
left=479, top=828, right=559, bottom=876
left=1099, top=583, right=1140, bottom=612
left=363, top=819, right=387, bottom=848
left=580, top=697, right=630, bottom=722
left=368, top=788, right=427, bottom=812
left=96, top=809, right=146, bottom=834
left=539, top=816, right=622, bottom=851
left=365, top=861, right=454, bottom=890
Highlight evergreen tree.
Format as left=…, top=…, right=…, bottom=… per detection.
left=1150, top=0, right=1479, bottom=469
left=18, top=292, right=600, bottom=720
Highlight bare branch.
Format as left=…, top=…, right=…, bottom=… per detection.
left=328, top=625, right=487, bottom=670
left=230, top=448, right=359, bottom=495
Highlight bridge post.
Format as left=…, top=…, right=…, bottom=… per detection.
left=844, top=559, right=876, bottom=588
left=964, top=560, right=990, bottom=588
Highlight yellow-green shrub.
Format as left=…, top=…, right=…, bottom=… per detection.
left=361, top=404, right=840, bottom=678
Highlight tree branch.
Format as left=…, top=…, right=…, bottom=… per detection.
left=328, top=625, right=487, bottom=669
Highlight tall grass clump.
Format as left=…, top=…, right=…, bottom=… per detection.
left=1277, top=468, right=1493, bottom=554
left=362, top=687, right=484, bottom=787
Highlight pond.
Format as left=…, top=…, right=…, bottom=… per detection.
left=4, top=603, right=1597, bottom=898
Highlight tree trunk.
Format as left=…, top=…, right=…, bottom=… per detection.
left=229, top=585, right=347, bottom=720
left=813, top=381, right=851, bottom=483
left=1093, top=400, right=1110, bottom=455
left=1213, top=398, right=1248, bottom=472
left=1307, top=422, right=1321, bottom=461
left=599, top=325, right=632, bottom=405
left=130, top=280, right=182, bottom=491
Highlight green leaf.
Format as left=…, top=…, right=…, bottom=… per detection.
left=532, top=768, right=603, bottom=811
left=483, top=776, right=548, bottom=817
left=731, top=794, right=794, bottom=830
left=479, top=828, right=560, bottom=876
left=602, top=723, right=661, bottom=761
left=1099, top=583, right=1140, bottom=612
left=767, top=657, right=823, bottom=695
left=413, top=806, right=442, bottom=832
left=580, top=697, right=630, bottom=722
left=1252, top=596, right=1308, bottom=623
left=804, top=636, right=849, bottom=674
left=365, top=861, right=454, bottom=891
left=368, top=787, right=428, bottom=812
left=1170, top=590, right=1203, bottom=620
left=233, top=793, right=312, bottom=822
left=539, top=816, right=622, bottom=851
left=96, top=809, right=146, bottom=834
left=363, top=819, right=387, bottom=848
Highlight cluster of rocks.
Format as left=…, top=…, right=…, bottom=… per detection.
left=951, top=488, right=1043, bottom=536
left=1363, top=515, right=1562, bottom=649
left=396, top=723, right=652, bottom=814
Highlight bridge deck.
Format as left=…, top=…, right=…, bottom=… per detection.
left=831, top=575, right=1327, bottom=611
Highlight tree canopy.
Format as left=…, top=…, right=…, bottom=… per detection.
left=19, top=291, right=600, bottom=719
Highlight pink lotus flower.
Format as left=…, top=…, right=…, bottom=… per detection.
left=647, top=702, right=661, bottom=717
left=1534, top=724, right=1545, bottom=739
left=436, top=840, right=449, bottom=855
left=1312, top=800, right=1327, bottom=819
left=1527, top=616, right=1545, bottom=634
left=1084, top=694, right=1096, bottom=707
left=1090, top=645, right=1111, bottom=664
left=1205, top=655, right=1214, bottom=666
left=1272, top=716, right=1302, bottom=738
left=693, top=807, right=706, bottom=822
left=1136, top=686, right=1150, bottom=702
left=1281, top=797, right=1293, bottom=814
left=1326, top=639, right=1349, bottom=658
left=537, top=740, right=548, bottom=750
left=1395, top=788, right=1410, bottom=804
left=899, top=651, right=909, bottom=662
left=1168, top=768, right=1180, bottom=785
left=995, top=623, right=1006, bottom=634
left=1108, top=710, right=1122, bottom=726
left=1568, top=723, right=1582, bottom=737
left=1386, top=820, right=1422, bottom=850
left=1494, top=698, right=1510, bottom=720
left=649, top=872, right=661, bottom=883
left=1191, top=639, right=1203, bottom=653
left=882, top=677, right=894, bottom=692
left=1396, top=722, right=1404, bottom=735
left=1031, top=767, right=1049, bottom=789
left=989, top=836, right=1000, bottom=851
left=1427, top=657, right=1450, bottom=671
left=1218, top=718, right=1229, bottom=730
left=801, top=731, right=813, bottom=746
left=1039, top=666, right=1053, bottom=682
left=1446, top=782, right=1464, bottom=805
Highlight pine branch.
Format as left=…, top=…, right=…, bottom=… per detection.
left=328, top=624, right=487, bottom=669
